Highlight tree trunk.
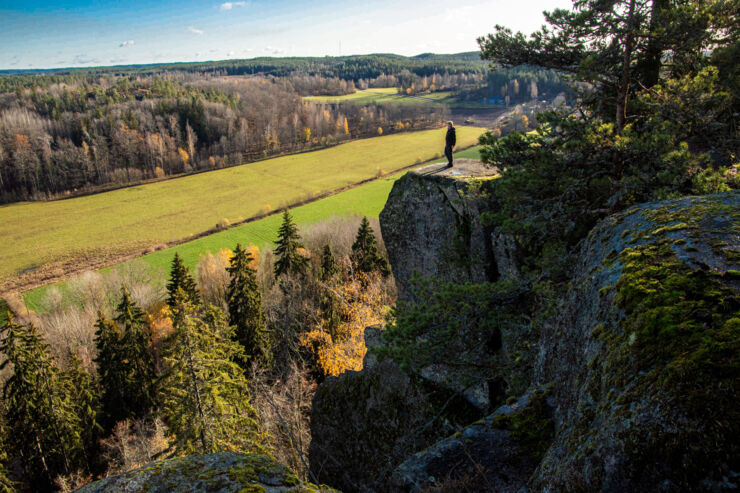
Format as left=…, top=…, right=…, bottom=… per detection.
left=637, top=0, right=668, bottom=88
left=616, top=0, right=638, bottom=133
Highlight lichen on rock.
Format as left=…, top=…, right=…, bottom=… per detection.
left=75, top=452, right=335, bottom=493
left=532, top=191, right=740, bottom=491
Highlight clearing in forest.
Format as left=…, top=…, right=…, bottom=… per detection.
left=0, top=127, right=485, bottom=291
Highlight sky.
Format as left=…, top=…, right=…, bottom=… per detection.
left=0, top=0, right=571, bottom=70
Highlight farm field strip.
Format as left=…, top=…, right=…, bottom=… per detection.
left=0, top=128, right=484, bottom=289
left=23, top=146, right=484, bottom=311
left=303, top=88, right=454, bottom=105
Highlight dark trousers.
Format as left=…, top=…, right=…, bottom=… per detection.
left=445, top=145, right=453, bottom=166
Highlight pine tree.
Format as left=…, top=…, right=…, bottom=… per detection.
left=319, top=244, right=339, bottom=281
left=166, top=252, right=200, bottom=309
left=352, top=217, right=390, bottom=277
left=160, top=297, right=266, bottom=455
left=0, top=316, right=85, bottom=489
left=227, top=244, right=271, bottom=366
left=273, top=210, right=309, bottom=277
left=112, top=287, right=157, bottom=420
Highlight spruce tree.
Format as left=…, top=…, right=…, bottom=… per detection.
left=0, top=407, right=15, bottom=493
left=113, top=287, right=157, bottom=419
left=352, top=216, right=391, bottom=276
left=227, top=244, right=271, bottom=366
left=166, top=252, right=200, bottom=309
left=63, top=351, right=103, bottom=472
left=319, top=244, right=339, bottom=281
left=318, top=244, right=341, bottom=339
left=0, top=316, right=85, bottom=489
left=160, top=297, right=265, bottom=455
left=273, top=210, right=309, bottom=277
left=94, top=312, right=127, bottom=428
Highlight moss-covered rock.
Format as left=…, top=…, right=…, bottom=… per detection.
left=379, top=172, right=495, bottom=301
left=532, top=191, right=740, bottom=491
left=391, top=386, right=553, bottom=493
left=76, top=452, right=336, bottom=493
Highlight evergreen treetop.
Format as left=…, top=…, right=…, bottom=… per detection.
left=352, top=217, right=390, bottom=277
left=319, top=244, right=339, bottom=281
left=160, top=298, right=266, bottom=455
left=167, top=252, right=201, bottom=308
left=0, top=316, right=87, bottom=489
left=273, top=210, right=309, bottom=277
left=227, top=244, right=271, bottom=367
left=107, top=287, right=157, bottom=421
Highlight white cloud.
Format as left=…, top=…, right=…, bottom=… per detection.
left=227, top=51, right=235, bottom=56
left=187, top=26, right=204, bottom=35
left=119, top=40, right=135, bottom=47
left=264, top=46, right=284, bottom=55
left=73, top=54, right=100, bottom=65
left=220, top=2, right=246, bottom=10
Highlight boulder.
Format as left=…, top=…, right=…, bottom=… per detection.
left=391, top=386, right=553, bottom=493
left=309, top=359, right=478, bottom=492
left=76, top=452, right=334, bottom=492
left=532, top=191, right=740, bottom=491
left=379, top=172, right=493, bottom=301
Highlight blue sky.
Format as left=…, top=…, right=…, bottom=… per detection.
left=0, top=0, right=570, bottom=69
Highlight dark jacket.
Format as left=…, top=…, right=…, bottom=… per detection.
left=446, top=126, right=456, bottom=146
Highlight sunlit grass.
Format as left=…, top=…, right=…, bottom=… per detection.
left=1, top=127, right=485, bottom=285
left=23, top=146, right=483, bottom=311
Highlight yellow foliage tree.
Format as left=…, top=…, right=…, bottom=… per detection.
left=343, top=117, right=349, bottom=135
left=301, top=272, right=390, bottom=377
left=377, top=127, right=383, bottom=135
left=177, top=147, right=189, bottom=165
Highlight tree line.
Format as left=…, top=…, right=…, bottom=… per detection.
left=0, top=74, right=447, bottom=203
left=0, top=211, right=393, bottom=490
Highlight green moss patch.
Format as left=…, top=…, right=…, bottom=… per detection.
left=611, top=239, right=740, bottom=466
left=491, top=388, right=554, bottom=463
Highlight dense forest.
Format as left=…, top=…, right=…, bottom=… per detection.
left=0, top=212, right=394, bottom=490
left=0, top=52, right=487, bottom=81
left=0, top=74, right=449, bottom=203
left=0, top=52, right=572, bottom=203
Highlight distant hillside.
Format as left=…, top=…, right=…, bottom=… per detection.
left=0, top=52, right=486, bottom=79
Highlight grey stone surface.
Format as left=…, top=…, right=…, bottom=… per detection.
left=76, top=452, right=332, bottom=492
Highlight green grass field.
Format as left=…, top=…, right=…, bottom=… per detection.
left=1, top=127, right=484, bottom=288
left=303, top=88, right=454, bottom=105
left=23, top=146, right=485, bottom=311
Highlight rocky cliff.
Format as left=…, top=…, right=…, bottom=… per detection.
left=310, top=166, right=740, bottom=492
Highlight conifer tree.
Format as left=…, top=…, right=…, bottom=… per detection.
left=227, top=244, right=271, bottom=366
left=318, top=244, right=341, bottom=339
left=160, top=296, right=266, bottom=455
left=0, top=316, right=85, bottom=489
left=166, top=252, right=200, bottom=308
left=273, top=210, right=309, bottom=277
left=0, top=407, right=15, bottom=493
left=319, top=244, right=339, bottom=281
left=352, top=216, right=391, bottom=276
left=94, top=312, right=127, bottom=428
left=63, top=351, right=103, bottom=471
left=110, top=287, right=157, bottom=420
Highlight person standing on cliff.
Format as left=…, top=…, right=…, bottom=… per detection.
left=445, top=121, right=456, bottom=168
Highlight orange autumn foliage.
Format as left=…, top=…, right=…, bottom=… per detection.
left=301, top=272, right=390, bottom=377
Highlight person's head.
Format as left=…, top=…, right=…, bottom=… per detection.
left=447, top=121, right=453, bottom=128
